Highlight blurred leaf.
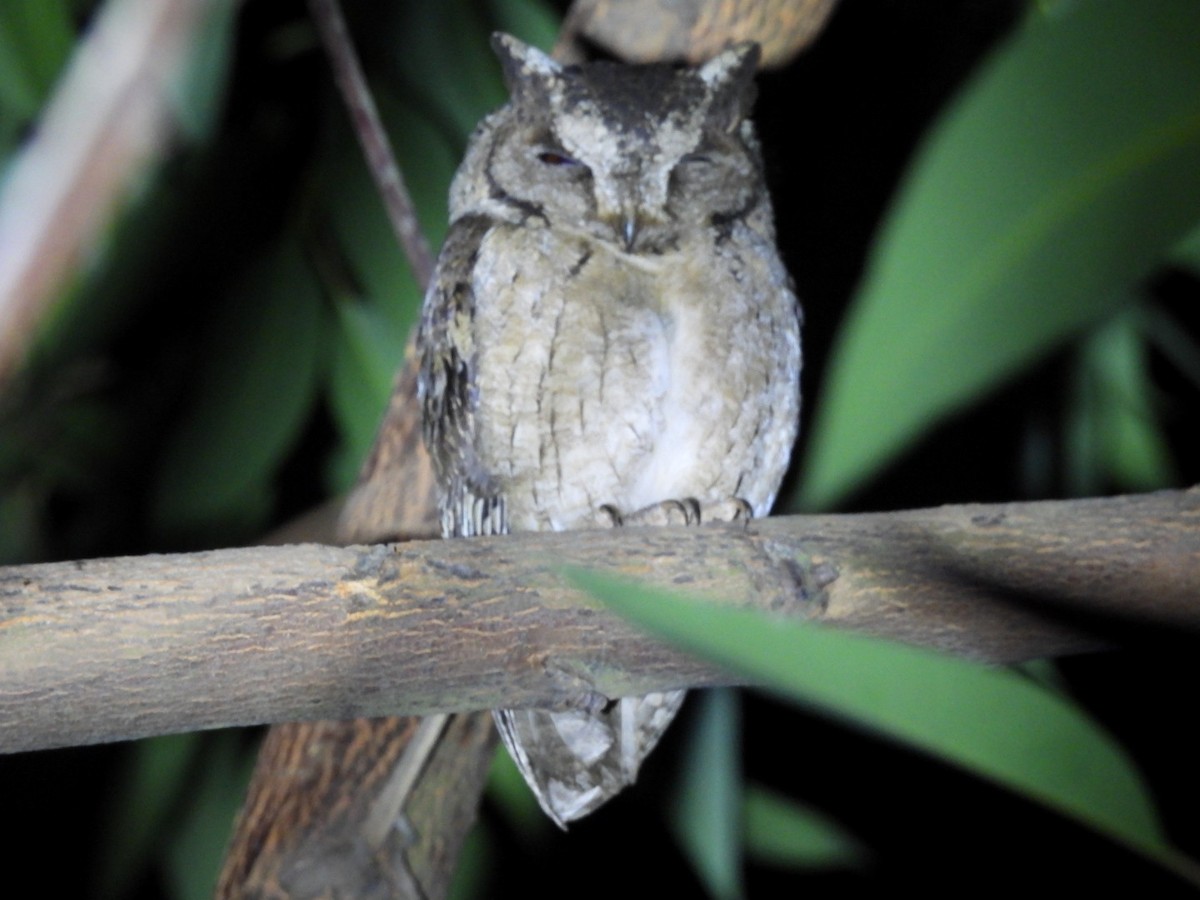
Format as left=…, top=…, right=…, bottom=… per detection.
left=1013, top=657, right=1069, bottom=694
left=0, top=0, right=74, bottom=119
left=152, top=237, right=322, bottom=538
left=96, top=734, right=201, bottom=900
left=326, top=300, right=407, bottom=491
left=1143, top=303, right=1200, bottom=396
left=387, top=0, right=509, bottom=140
left=1169, top=220, right=1200, bottom=272
left=1066, top=311, right=1176, bottom=495
left=321, top=87, right=455, bottom=318
left=486, top=741, right=551, bottom=836
left=743, top=785, right=866, bottom=870
left=447, top=812, right=494, bottom=900
left=671, top=688, right=743, bottom=900
left=800, top=1, right=1200, bottom=509
left=0, top=483, right=42, bottom=562
left=25, top=155, right=193, bottom=370
left=0, top=29, right=38, bottom=124
left=487, top=0, right=562, bottom=50
left=380, top=88, right=460, bottom=254
left=319, top=89, right=458, bottom=489
left=165, top=732, right=257, bottom=900
left=573, top=570, right=1181, bottom=874
left=13, top=0, right=238, bottom=371
left=168, top=0, right=237, bottom=141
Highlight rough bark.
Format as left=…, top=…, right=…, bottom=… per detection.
left=214, top=713, right=495, bottom=899
left=5, top=488, right=1198, bottom=757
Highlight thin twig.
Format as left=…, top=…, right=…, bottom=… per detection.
left=308, top=0, right=436, bottom=290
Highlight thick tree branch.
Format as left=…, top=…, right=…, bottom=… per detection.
left=214, top=711, right=496, bottom=899
left=3, top=489, right=1197, bottom=756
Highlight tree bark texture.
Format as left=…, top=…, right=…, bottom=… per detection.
left=214, top=712, right=495, bottom=899
left=4, top=488, right=1197, bottom=757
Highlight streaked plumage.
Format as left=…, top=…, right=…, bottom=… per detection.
left=418, top=33, right=801, bottom=827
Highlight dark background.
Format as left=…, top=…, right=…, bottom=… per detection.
left=2, top=1, right=1197, bottom=896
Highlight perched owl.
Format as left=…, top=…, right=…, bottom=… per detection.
left=418, top=33, right=801, bottom=827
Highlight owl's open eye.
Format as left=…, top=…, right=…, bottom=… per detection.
left=536, top=150, right=580, bottom=167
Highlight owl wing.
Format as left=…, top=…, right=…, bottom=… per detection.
left=418, top=214, right=508, bottom=539
left=495, top=690, right=687, bottom=829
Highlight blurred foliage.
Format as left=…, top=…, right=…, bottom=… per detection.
left=0, top=0, right=75, bottom=153
left=1, top=0, right=1199, bottom=897
left=796, top=0, right=1200, bottom=509
left=576, top=569, right=1187, bottom=880
left=670, top=688, right=743, bottom=900
left=95, top=734, right=203, bottom=899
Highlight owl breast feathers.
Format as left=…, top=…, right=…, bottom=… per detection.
left=418, top=33, right=801, bottom=826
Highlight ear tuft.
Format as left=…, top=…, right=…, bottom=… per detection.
left=698, top=43, right=761, bottom=133
left=491, top=32, right=562, bottom=102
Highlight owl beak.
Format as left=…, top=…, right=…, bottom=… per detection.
left=620, top=217, right=638, bottom=252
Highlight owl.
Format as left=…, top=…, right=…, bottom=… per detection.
left=418, top=33, right=801, bottom=827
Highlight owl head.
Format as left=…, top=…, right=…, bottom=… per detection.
left=451, top=34, right=766, bottom=255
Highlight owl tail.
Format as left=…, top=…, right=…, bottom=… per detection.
left=494, top=689, right=687, bottom=828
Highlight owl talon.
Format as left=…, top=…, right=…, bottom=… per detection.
left=704, top=497, right=754, bottom=524
left=619, top=498, right=701, bottom=527
left=594, top=505, right=624, bottom=528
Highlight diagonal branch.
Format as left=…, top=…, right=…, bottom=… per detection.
left=0, top=0, right=216, bottom=384
left=308, top=0, right=435, bottom=289
left=4, top=489, right=1197, bottom=756
left=225, top=4, right=445, bottom=895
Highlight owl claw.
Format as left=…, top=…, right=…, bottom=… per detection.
left=615, top=498, right=700, bottom=527
left=594, top=505, right=624, bottom=528
left=705, top=497, right=754, bottom=524
left=608, top=497, right=752, bottom=527
left=670, top=498, right=702, bottom=525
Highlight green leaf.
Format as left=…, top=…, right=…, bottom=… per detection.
left=743, top=785, right=866, bottom=870
left=321, top=87, right=456, bottom=319
left=165, top=732, right=258, bottom=900
left=325, top=300, right=407, bottom=492
left=387, top=0, right=509, bottom=140
left=167, top=0, right=237, bottom=141
left=447, top=812, right=495, bottom=900
left=318, top=90, right=457, bottom=490
left=96, top=734, right=201, bottom=900
left=152, top=238, right=322, bottom=538
left=1066, top=311, right=1176, bottom=495
left=1142, top=304, right=1200, bottom=396
left=0, top=0, right=74, bottom=118
left=0, top=486, right=42, bottom=563
left=671, top=688, right=743, bottom=900
left=572, top=570, right=1184, bottom=876
left=486, top=742, right=552, bottom=836
left=1169, top=219, right=1200, bottom=273
left=487, top=0, right=562, bottom=50
left=799, top=1, right=1200, bottom=509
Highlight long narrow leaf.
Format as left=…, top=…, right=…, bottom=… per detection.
left=800, top=1, right=1200, bottom=508
left=743, top=785, right=866, bottom=870
left=671, top=688, right=743, bottom=900
left=152, top=239, right=322, bottom=537
left=572, top=570, right=1191, bottom=879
